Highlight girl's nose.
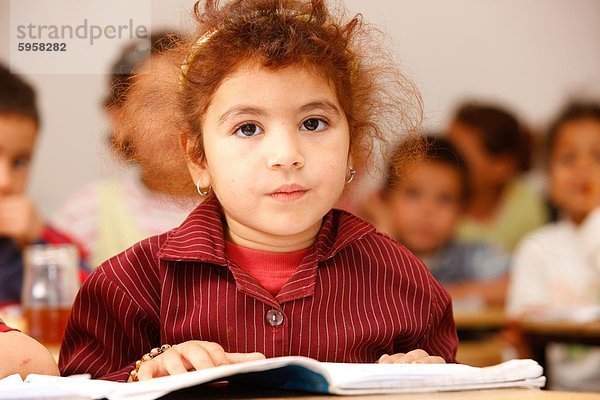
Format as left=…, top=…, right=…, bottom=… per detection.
left=267, top=128, right=305, bottom=170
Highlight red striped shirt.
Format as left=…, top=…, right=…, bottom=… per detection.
left=225, top=241, right=308, bottom=296
left=59, top=197, right=457, bottom=381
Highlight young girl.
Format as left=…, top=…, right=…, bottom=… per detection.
left=59, top=0, right=457, bottom=382
left=507, top=101, right=600, bottom=391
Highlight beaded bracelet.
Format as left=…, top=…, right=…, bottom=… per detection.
left=129, top=344, right=172, bottom=382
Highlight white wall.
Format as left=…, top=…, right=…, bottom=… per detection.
left=1, top=0, right=599, bottom=216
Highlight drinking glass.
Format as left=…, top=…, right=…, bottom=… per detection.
left=21, top=244, right=80, bottom=346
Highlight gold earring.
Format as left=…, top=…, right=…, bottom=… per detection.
left=346, top=167, right=356, bottom=184
left=196, top=180, right=212, bottom=196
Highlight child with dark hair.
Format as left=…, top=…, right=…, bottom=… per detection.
left=370, top=136, right=509, bottom=307
left=59, top=0, right=457, bottom=382
left=0, top=64, right=88, bottom=308
left=507, top=101, right=600, bottom=391
left=447, top=103, right=548, bottom=252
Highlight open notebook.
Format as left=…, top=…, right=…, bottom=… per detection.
left=0, top=356, right=545, bottom=400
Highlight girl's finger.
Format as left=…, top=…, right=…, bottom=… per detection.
left=385, top=349, right=430, bottom=364
left=379, top=353, right=407, bottom=363
left=137, top=359, right=164, bottom=381
left=377, top=353, right=392, bottom=363
left=412, top=356, right=446, bottom=364
left=399, top=349, right=430, bottom=363
left=196, top=341, right=229, bottom=366
left=225, top=352, right=266, bottom=364
left=159, top=347, right=190, bottom=376
left=178, top=342, right=225, bottom=371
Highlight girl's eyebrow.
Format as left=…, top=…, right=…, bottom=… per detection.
left=217, top=100, right=341, bottom=126
left=218, top=106, right=266, bottom=126
left=299, top=100, right=341, bottom=116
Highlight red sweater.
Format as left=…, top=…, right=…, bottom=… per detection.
left=59, top=196, right=457, bottom=381
left=225, top=241, right=308, bottom=297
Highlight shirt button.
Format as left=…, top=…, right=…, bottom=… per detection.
left=265, top=309, right=284, bottom=327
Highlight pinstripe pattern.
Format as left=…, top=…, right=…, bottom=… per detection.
left=59, top=197, right=457, bottom=381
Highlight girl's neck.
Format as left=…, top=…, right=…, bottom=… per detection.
left=224, top=213, right=321, bottom=253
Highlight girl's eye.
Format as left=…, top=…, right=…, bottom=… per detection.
left=300, top=118, right=327, bottom=132
left=13, top=157, right=30, bottom=170
left=403, top=187, right=422, bottom=200
left=556, top=151, right=575, bottom=165
left=235, top=123, right=263, bottom=137
left=437, top=193, right=457, bottom=206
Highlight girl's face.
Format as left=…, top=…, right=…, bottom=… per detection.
left=447, top=121, right=515, bottom=191
left=549, top=118, right=600, bottom=224
left=385, top=161, right=463, bottom=255
left=191, top=62, right=351, bottom=251
left=0, top=115, right=37, bottom=197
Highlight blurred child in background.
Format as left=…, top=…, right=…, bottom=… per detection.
left=0, top=64, right=88, bottom=309
left=507, top=101, right=600, bottom=391
left=52, top=33, right=195, bottom=268
left=367, top=136, right=510, bottom=308
left=447, top=103, right=548, bottom=252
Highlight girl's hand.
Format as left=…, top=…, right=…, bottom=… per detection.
left=377, top=349, right=445, bottom=364
left=0, top=195, right=43, bottom=247
left=136, top=341, right=265, bottom=381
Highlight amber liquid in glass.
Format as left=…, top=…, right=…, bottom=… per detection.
left=24, top=306, right=71, bottom=346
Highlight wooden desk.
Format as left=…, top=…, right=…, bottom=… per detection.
left=160, top=387, right=599, bottom=400
left=453, top=307, right=507, bottom=331
left=516, top=319, right=600, bottom=378
left=519, top=320, right=600, bottom=343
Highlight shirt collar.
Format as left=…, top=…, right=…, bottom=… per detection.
left=156, top=195, right=376, bottom=265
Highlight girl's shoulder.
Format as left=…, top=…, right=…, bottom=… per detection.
left=335, top=214, right=448, bottom=304
left=90, top=230, right=172, bottom=289
left=362, top=231, right=428, bottom=274
left=333, top=209, right=425, bottom=271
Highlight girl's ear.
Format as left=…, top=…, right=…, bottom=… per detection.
left=180, top=132, right=212, bottom=188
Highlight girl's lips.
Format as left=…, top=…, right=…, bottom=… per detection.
left=268, top=185, right=309, bottom=202
left=269, top=190, right=308, bottom=202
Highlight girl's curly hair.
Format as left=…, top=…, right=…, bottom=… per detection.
left=115, top=0, right=423, bottom=197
